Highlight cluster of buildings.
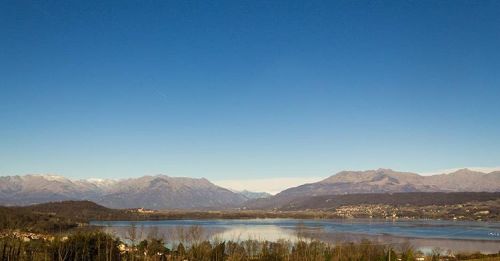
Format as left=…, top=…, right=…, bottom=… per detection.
left=0, top=230, right=56, bottom=242
left=332, top=204, right=400, bottom=219
left=133, top=208, right=156, bottom=214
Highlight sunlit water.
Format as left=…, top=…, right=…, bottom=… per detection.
left=90, top=219, right=500, bottom=254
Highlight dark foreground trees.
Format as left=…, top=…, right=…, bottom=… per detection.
left=1, top=230, right=499, bottom=261
left=0, top=231, right=121, bottom=261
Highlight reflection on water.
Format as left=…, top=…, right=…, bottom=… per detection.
left=213, top=225, right=298, bottom=242
left=91, top=219, right=500, bottom=254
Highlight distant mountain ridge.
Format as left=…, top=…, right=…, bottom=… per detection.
left=245, top=168, right=500, bottom=209
left=231, top=190, right=272, bottom=200
left=0, top=174, right=247, bottom=209
left=2, top=168, right=499, bottom=210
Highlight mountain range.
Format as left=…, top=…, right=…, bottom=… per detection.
left=245, top=168, right=500, bottom=209
left=0, top=168, right=499, bottom=210
left=0, top=174, right=249, bottom=209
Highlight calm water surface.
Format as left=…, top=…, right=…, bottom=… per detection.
left=90, top=219, right=500, bottom=254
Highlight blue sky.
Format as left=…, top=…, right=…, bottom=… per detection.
left=1, top=0, right=500, bottom=182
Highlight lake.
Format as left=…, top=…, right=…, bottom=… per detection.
left=90, top=218, right=500, bottom=254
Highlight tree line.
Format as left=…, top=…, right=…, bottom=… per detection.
left=1, top=229, right=499, bottom=261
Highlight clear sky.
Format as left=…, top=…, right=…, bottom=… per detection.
left=1, top=0, right=499, bottom=182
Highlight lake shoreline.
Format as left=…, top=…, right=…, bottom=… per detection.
left=90, top=218, right=500, bottom=254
